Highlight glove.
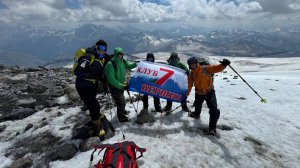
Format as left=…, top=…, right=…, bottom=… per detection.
left=220, top=59, right=231, bottom=66
left=123, top=84, right=129, bottom=91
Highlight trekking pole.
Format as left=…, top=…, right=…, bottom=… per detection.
left=136, top=93, right=141, bottom=112
left=226, top=63, right=267, bottom=103
left=105, top=94, right=113, bottom=119
left=168, top=104, right=181, bottom=113
left=126, top=90, right=139, bottom=114
left=168, top=100, right=190, bottom=113
left=106, top=86, right=126, bottom=140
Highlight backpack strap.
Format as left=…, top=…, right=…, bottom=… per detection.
left=123, top=141, right=146, bottom=161
left=110, top=143, right=122, bottom=167
left=202, top=65, right=208, bottom=75
left=111, top=60, right=117, bottom=72
left=121, top=142, right=131, bottom=168
left=110, top=59, right=126, bottom=79
left=90, top=144, right=113, bottom=162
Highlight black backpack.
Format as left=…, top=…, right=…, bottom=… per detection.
left=195, top=57, right=214, bottom=79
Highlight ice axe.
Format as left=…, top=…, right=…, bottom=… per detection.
left=222, top=61, right=267, bottom=103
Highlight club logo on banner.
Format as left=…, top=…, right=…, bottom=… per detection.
left=129, top=61, right=188, bottom=102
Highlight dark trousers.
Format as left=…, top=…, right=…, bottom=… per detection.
left=194, top=89, right=220, bottom=130
left=142, top=95, right=161, bottom=111
left=165, top=100, right=188, bottom=109
left=110, top=88, right=126, bottom=119
left=76, top=83, right=100, bottom=121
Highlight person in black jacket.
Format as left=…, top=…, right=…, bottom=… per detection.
left=142, top=52, right=162, bottom=112
left=74, top=39, right=111, bottom=128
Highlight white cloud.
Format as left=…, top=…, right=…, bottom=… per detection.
left=0, top=0, right=299, bottom=27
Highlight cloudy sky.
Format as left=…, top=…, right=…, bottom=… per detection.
left=0, top=0, right=299, bottom=29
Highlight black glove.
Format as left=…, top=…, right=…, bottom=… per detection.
left=123, top=84, right=129, bottom=91
left=220, top=59, right=230, bottom=66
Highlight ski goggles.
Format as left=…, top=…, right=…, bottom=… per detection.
left=97, top=45, right=107, bottom=52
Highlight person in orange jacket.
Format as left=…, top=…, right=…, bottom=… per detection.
left=186, top=57, right=230, bottom=136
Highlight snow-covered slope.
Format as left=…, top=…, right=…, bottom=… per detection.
left=1, top=57, right=300, bottom=168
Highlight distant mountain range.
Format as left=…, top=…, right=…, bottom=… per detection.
left=0, top=24, right=299, bottom=67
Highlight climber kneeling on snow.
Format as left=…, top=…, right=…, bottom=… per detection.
left=186, top=57, right=230, bottom=136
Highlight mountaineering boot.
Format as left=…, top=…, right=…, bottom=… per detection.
left=92, top=113, right=105, bottom=128
left=163, top=101, right=172, bottom=112
left=118, top=115, right=130, bottom=123
left=92, top=113, right=106, bottom=138
left=188, top=112, right=200, bottom=119
left=163, top=105, right=171, bottom=112
left=155, top=106, right=163, bottom=113
left=181, top=104, right=191, bottom=112
left=208, top=120, right=217, bottom=136
left=208, top=128, right=217, bottom=136
left=124, top=110, right=130, bottom=115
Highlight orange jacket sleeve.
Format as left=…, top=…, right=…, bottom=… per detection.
left=206, top=64, right=226, bottom=74
left=187, top=74, right=194, bottom=96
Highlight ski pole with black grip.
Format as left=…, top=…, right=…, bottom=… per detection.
left=222, top=61, right=267, bottom=103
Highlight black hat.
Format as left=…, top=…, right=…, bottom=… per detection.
left=187, top=57, right=198, bottom=66
left=96, top=39, right=107, bottom=47
left=170, top=52, right=179, bottom=59
left=146, top=52, right=155, bottom=62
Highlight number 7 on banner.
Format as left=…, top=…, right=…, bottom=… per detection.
left=155, top=68, right=174, bottom=86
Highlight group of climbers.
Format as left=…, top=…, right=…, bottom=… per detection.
left=73, top=39, right=230, bottom=138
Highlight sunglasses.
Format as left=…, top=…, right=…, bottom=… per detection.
left=118, top=53, right=124, bottom=56
left=97, top=45, right=107, bottom=52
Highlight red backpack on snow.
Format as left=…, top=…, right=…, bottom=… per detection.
left=90, top=141, right=146, bottom=168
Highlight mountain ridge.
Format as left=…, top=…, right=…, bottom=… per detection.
left=0, top=24, right=299, bottom=67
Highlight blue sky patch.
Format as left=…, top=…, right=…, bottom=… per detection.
left=140, top=0, right=170, bottom=6
left=0, top=1, right=8, bottom=10
left=65, top=0, right=81, bottom=9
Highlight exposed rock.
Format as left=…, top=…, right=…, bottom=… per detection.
left=57, top=111, right=62, bottom=116
left=64, top=84, right=80, bottom=101
left=16, top=98, right=37, bottom=108
left=27, top=83, right=47, bottom=94
left=7, top=74, right=28, bottom=84
left=0, top=125, right=7, bottom=133
left=24, top=123, right=34, bottom=132
left=135, top=109, right=155, bottom=124
left=47, top=143, right=78, bottom=161
left=237, top=97, right=246, bottom=100
left=6, top=131, right=61, bottom=160
left=1, top=108, right=36, bottom=122
left=79, top=137, right=101, bottom=152
left=9, top=157, right=33, bottom=168
left=0, top=94, right=18, bottom=115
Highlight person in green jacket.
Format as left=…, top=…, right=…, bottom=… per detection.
left=105, top=47, right=137, bottom=122
left=163, top=52, right=191, bottom=113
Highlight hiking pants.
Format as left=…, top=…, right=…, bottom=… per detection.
left=165, top=100, right=189, bottom=109
left=109, top=88, right=126, bottom=119
left=142, top=94, right=162, bottom=111
left=194, top=89, right=220, bottom=130
left=76, top=82, right=100, bottom=121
